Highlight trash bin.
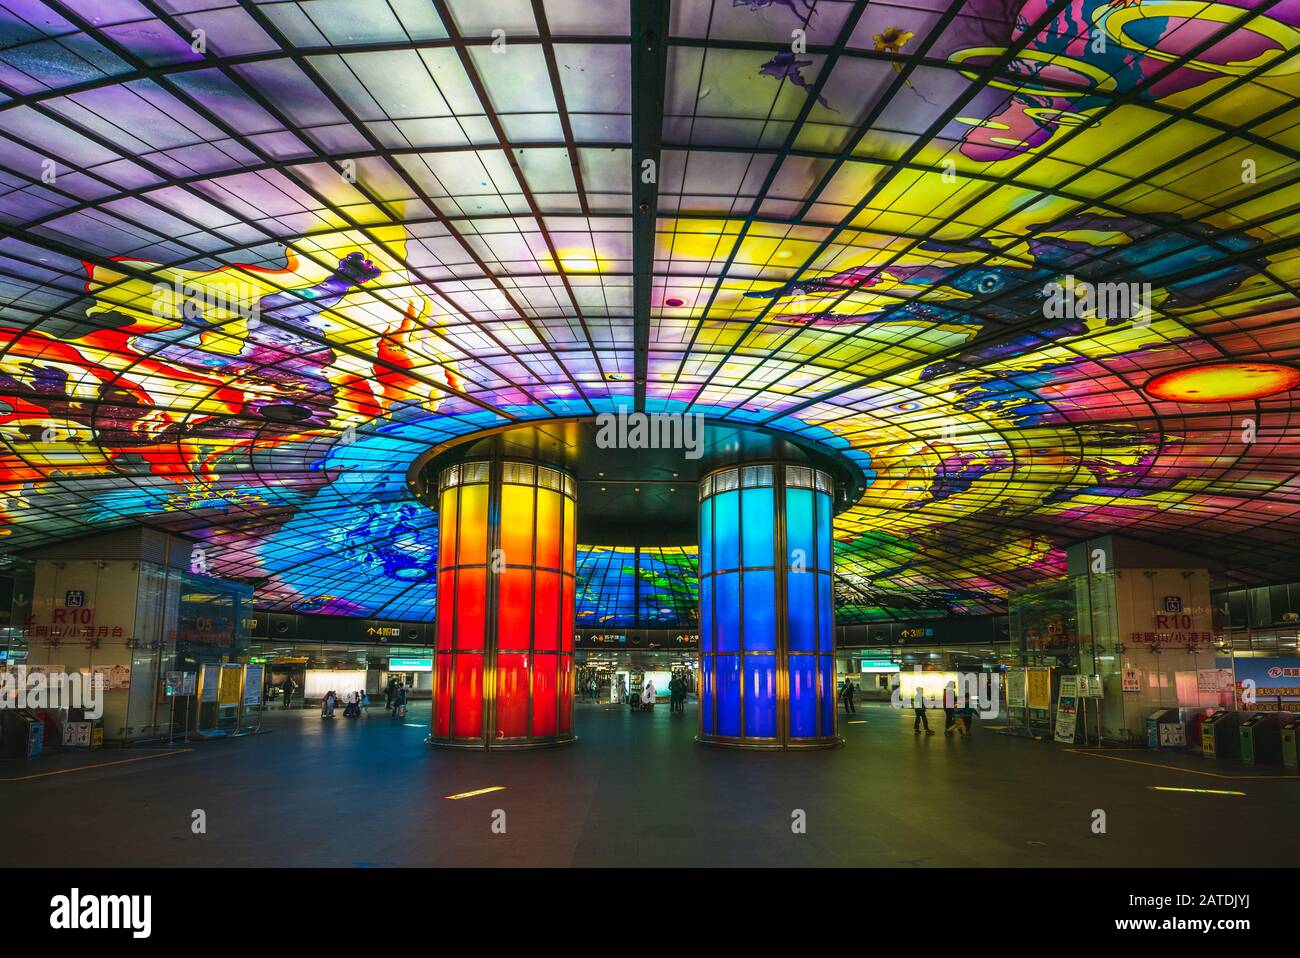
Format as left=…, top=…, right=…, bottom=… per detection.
left=1146, top=708, right=1184, bottom=748
left=1239, top=711, right=1288, bottom=765
left=1281, top=718, right=1299, bottom=769
left=1, top=709, right=43, bottom=759
left=1201, top=709, right=1242, bottom=759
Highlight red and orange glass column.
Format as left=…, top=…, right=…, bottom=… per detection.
left=431, top=460, right=577, bottom=748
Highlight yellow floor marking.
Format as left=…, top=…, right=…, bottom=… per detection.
left=1066, top=748, right=1300, bottom=780
left=0, top=748, right=191, bottom=782
left=445, top=785, right=506, bottom=800
left=1151, top=786, right=1246, bottom=796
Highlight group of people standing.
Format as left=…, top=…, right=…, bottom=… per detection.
left=838, top=677, right=975, bottom=738
left=910, top=681, right=972, bottom=737
left=384, top=677, right=408, bottom=716
left=666, top=672, right=688, bottom=713
left=319, top=688, right=370, bottom=719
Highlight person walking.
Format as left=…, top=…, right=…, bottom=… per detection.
left=943, top=680, right=959, bottom=735
left=280, top=675, right=297, bottom=710
left=384, top=676, right=397, bottom=711
left=840, top=679, right=856, bottom=714
left=912, top=683, right=933, bottom=735
left=617, top=675, right=627, bottom=705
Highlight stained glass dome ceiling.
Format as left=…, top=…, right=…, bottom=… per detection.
left=1, top=0, right=1299, bottom=624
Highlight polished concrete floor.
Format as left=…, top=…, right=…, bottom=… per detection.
left=4, top=700, right=1299, bottom=867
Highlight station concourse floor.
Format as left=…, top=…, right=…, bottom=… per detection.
left=4, top=700, right=1298, bottom=868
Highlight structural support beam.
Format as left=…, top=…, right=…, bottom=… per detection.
left=630, top=0, right=669, bottom=412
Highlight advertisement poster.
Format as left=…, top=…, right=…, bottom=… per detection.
left=93, top=665, right=130, bottom=691
left=1054, top=675, right=1079, bottom=744
left=1027, top=667, right=1052, bottom=710
left=1006, top=668, right=1026, bottom=709
left=1122, top=668, right=1140, bottom=692
left=1232, top=657, right=1300, bottom=712
left=1197, top=669, right=1233, bottom=694
left=217, top=665, right=242, bottom=706
left=243, top=664, right=264, bottom=708
left=200, top=664, right=221, bottom=703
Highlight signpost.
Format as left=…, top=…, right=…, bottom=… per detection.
left=1054, top=675, right=1079, bottom=744
left=163, top=670, right=182, bottom=745
left=241, top=663, right=265, bottom=734
left=1076, top=674, right=1104, bottom=746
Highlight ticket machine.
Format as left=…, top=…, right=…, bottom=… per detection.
left=1239, top=711, right=1288, bottom=764
left=1201, top=709, right=1242, bottom=759
left=1281, top=717, right=1299, bottom=769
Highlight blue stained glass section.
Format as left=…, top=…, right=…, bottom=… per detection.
left=819, top=655, right=835, bottom=737
left=744, top=656, right=777, bottom=737
left=714, top=490, right=739, bottom=571
left=787, top=569, right=815, bottom=652
left=699, top=498, right=712, bottom=575
left=817, top=572, right=833, bottom=652
left=716, top=571, right=740, bottom=652
left=816, top=491, right=832, bottom=571
left=785, top=488, right=814, bottom=568
left=701, top=655, right=714, bottom=734
left=789, top=656, right=817, bottom=738
left=742, top=570, right=775, bottom=651
left=700, top=574, right=713, bottom=653
left=717, top=654, right=741, bottom=737
left=741, top=487, right=774, bottom=567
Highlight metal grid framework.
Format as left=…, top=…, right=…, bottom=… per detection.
left=0, top=0, right=1299, bottom=625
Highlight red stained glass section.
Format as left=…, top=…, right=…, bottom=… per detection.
left=435, top=654, right=452, bottom=737
left=559, top=656, right=573, bottom=733
left=452, top=653, right=483, bottom=738
left=497, top=568, right=533, bottom=650
left=534, top=570, right=559, bottom=651
left=496, top=653, right=529, bottom=738
left=436, top=569, right=454, bottom=650
left=455, top=568, right=486, bottom=649
left=532, top=653, right=558, bottom=737
left=561, top=575, right=574, bottom=651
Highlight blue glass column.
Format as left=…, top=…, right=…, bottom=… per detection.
left=698, top=463, right=839, bottom=748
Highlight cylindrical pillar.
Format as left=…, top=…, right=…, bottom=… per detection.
left=431, top=459, right=577, bottom=748
left=697, top=463, right=838, bottom=748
